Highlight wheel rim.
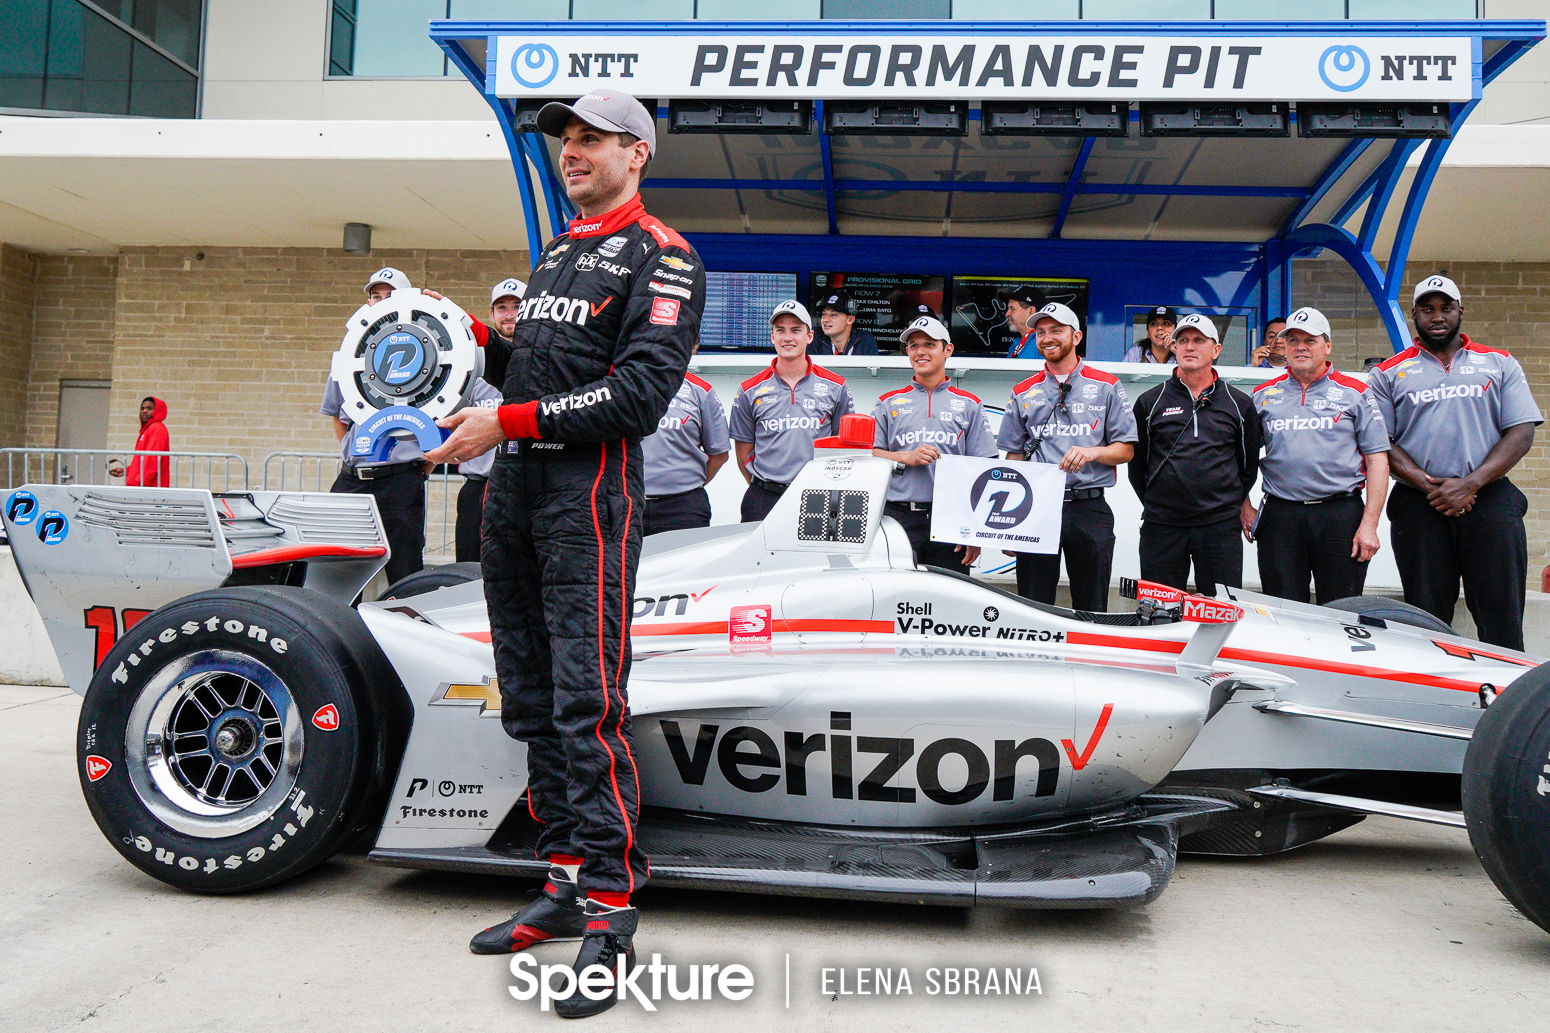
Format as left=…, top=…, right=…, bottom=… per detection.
left=124, top=650, right=306, bottom=839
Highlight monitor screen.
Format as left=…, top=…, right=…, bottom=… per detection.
left=949, top=276, right=1090, bottom=356
left=810, top=272, right=947, bottom=353
left=700, top=271, right=799, bottom=351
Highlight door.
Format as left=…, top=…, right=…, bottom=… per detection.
left=56, top=380, right=112, bottom=484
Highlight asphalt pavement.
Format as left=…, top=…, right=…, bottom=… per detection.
left=4, top=682, right=1548, bottom=1033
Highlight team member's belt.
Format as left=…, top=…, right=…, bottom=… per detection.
left=1269, top=490, right=1362, bottom=506
left=462, top=473, right=487, bottom=484
left=351, top=461, right=421, bottom=481
left=751, top=477, right=790, bottom=495
left=646, top=486, right=703, bottom=502
left=1064, top=487, right=1105, bottom=502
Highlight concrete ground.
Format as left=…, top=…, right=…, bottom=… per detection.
left=4, top=684, right=1548, bottom=1033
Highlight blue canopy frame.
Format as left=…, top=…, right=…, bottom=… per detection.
left=433, top=19, right=1544, bottom=357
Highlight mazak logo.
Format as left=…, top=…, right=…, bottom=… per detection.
left=968, top=467, right=1033, bottom=529
left=542, top=385, right=613, bottom=415
left=5, top=489, right=38, bottom=525
left=510, top=43, right=560, bottom=89
left=1319, top=46, right=1369, bottom=92
left=1182, top=597, right=1243, bottom=624
left=729, top=605, right=772, bottom=645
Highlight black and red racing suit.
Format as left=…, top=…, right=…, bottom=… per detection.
left=483, top=194, right=705, bottom=896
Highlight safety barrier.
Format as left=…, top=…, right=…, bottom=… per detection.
left=260, top=451, right=460, bottom=561
left=1, top=448, right=249, bottom=492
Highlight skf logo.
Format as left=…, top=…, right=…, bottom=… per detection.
left=84, top=755, right=112, bottom=782
left=312, top=704, right=340, bottom=731
left=1182, top=598, right=1243, bottom=624
left=430, top=677, right=502, bottom=718
left=729, top=605, right=772, bottom=645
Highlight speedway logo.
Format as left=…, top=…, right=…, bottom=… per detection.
left=542, top=386, right=613, bottom=415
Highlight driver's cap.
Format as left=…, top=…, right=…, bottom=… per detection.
left=899, top=316, right=951, bottom=345
left=1284, top=306, right=1332, bottom=338
left=1032, top=302, right=1081, bottom=332
left=364, top=267, right=410, bottom=294
left=536, top=92, right=657, bottom=156
left=491, top=277, right=527, bottom=304
left=1175, top=313, right=1220, bottom=342
left=770, top=299, right=812, bottom=329
left=1413, top=273, right=1461, bottom=304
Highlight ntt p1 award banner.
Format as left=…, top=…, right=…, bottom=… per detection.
left=929, top=456, right=1066, bottom=555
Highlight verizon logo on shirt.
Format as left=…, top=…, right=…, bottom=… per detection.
left=541, top=385, right=613, bottom=415
left=1411, top=383, right=1486, bottom=403
left=1263, top=415, right=1339, bottom=432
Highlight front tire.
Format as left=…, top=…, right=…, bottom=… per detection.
left=78, top=588, right=402, bottom=893
left=380, top=561, right=482, bottom=600
left=1324, top=595, right=1455, bottom=635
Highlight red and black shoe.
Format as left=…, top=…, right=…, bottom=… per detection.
left=555, top=901, right=639, bottom=1019
left=469, top=868, right=587, bottom=955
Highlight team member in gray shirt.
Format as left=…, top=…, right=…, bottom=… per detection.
left=999, top=303, right=1138, bottom=612
left=1242, top=307, right=1389, bottom=604
left=871, top=316, right=997, bottom=569
left=642, top=369, right=730, bottom=535
left=1368, top=275, right=1542, bottom=649
left=728, top=300, right=855, bottom=522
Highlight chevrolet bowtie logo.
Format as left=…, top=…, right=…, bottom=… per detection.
left=430, top=677, right=501, bottom=717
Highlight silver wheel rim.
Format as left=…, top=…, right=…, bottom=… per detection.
left=124, top=649, right=305, bottom=839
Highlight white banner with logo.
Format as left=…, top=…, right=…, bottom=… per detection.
left=492, top=34, right=1471, bottom=102
left=929, top=455, right=1067, bottom=556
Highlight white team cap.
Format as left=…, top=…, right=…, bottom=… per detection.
left=1032, top=302, right=1081, bottom=332
left=770, top=299, right=812, bottom=329
left=491, top=278, right=527, bottom=304
left=1283, top=306, right=1332, bottom=338
left=899, top=316, right=952, bottom=345
left=364, top=267, right=410, bottom=294
left=1175, top=313, right=1220, bottom=341
left=1413, top=274, right=1462, bottom=304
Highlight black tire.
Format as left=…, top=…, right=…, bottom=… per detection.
left=77, top=588, right=409, bottom=894
left=380, top=562, right=482, bottom=600
left=1324, top=595, right=1455, bottom=635
left=1462, top=660, right=1550, bottom=934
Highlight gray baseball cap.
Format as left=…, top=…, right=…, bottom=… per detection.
left=536, top=92, right=657, bottom=156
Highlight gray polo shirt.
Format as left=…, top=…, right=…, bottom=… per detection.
left=728, top=359, right=855, bottom=484
left=1368, top=337, right=1543, bottom=479
left=319, top=378, right=423, bottom=469
left=997, top=360, right=1139, bottom=490
left=457, top=378, right=506, bottom=479
left=643, top=373, right=730, bottom=496
left=871, top=379, right=998, bottom=503
left=1122, top=343, right=1175, bottom=364
left=1251, top=364, right=1389, bottom=502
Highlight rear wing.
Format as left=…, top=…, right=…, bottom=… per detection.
left=4, top=485, right=388, bottom=692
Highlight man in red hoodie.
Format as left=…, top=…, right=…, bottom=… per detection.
left=125, top=397, right=170, bottom=487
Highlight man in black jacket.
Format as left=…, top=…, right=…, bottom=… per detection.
left=426, top=91, right=704, bottom=1017
left=1129, top=314, right=1260, bottom=597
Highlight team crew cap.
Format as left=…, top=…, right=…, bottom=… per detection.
left=491, top=278, right=527, bottom=304
left=1413, top=274, right=1462, bottom=305
left=770, top=299, right=813, bottom=329
left=1175, top=313, right=1220, bottom=341
left=364, top=267, right=410, bottom=294
left=1034, top=302, right=1081, bottom=332
left=1147, top=306, right=1178, bottom=324
left=536, top=92, right=657, bottom=156
left=1283, top=307, right=1332, bottom=338
left=899, top=316, right=952, bottom=345
left=817, top=291, right=857, bottom=317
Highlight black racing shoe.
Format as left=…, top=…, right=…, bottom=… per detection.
left=469, top=868, right=586, bottom=955
left=554, top=902, right=639, bottom=1020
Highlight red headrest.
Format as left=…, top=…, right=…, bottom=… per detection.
left=814, top=413, right=876, bottom=450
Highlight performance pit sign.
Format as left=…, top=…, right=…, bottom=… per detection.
left=492, top=33, right=1473, bottom=103
left=930, top=456, right=1066, bottom=556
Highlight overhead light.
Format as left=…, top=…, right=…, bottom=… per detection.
left=980, top=102, right=1129, bottom=137
left=67, top=248, right=90, bottom=254
left=1297, top=103, right=1452, bottom=139
left=1139, top=103, right=1290, bottom=138
left=343, top=223, right=372, bottom=255
left=512, top=100, right=659, bottom=132
left=824, top=102, right=967, bottom=136
left=669, top=100, right=811, bottom=134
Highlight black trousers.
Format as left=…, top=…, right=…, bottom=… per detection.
left=1255, top=494, right=1369, bottom=604
left=1139, top=516, right=1243, bottom=598
left=455, top=475, right=487, bottom=562
left=482, top=444, right=649, bottom=895
left=329, top=468, right=425, bottom=586
left=1388, top=479, right=1529, bottom=650
left=1016, top=496, right=1117, bottom=612
left=883, top=502, right=971, bottom=570
left=644, top=487, right=711, bottom=537
left=740, top=481, right=785, bottom=523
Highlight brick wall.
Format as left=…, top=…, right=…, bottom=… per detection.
left=0, top=245, right=35, bottom=448
left=23, top=255, right=119, bottom=449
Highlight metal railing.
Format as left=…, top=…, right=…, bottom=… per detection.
left=260, top=451, right=460, bottom=561
left=2, top=448, right=249, bottom=492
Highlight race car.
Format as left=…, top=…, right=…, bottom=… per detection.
left=5, top=419, right=1549, bottom=934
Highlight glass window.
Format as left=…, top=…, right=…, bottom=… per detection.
left=447, top=1, right=570, bottom=18
left=0, top=0, right=50, bottom=109
left=697, top=0, right=822, bottom=17
left=45, top=3, right=133, bottom=115
left=1081, top=0, right=1212, bottom=17
left=129, top=38, right=196, bottom=116
left=1214, top=0, right=1345, bottom=17
left=129, top=0, right=203, bottom=67
left=953, top=0, right=1078, bottom=16
left=330, top=1, right=357, bottom=76
left=1348, top=0, right=1478, bottom=17
left=822, top=0, right=950, bottom=16
left=351, top=0, right=448, bottom=76
left=572, top=0, right=695, bottom=18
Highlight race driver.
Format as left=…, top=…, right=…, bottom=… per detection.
left=425, top=91, right=704, bottom=1018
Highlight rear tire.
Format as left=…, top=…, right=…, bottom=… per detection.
left=1462, top=660, right=1550, bottom=934
left=380, top=562, right=482, bottom=600
left=77, top=588, right=407, bottom=894
left=1324, top=595, right=1455, bottom=635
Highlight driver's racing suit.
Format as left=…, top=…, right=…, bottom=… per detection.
left=485, top=194, right=705, bottom=896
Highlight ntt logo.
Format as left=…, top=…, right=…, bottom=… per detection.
left=1319, top=45, right=1370, bottom=92
left=511, top=43, right=559, bottom=89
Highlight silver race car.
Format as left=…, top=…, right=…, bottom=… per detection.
left=6, top=436, right=1549, bottom=933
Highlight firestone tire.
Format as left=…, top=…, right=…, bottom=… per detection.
left=380, top=561, right=482, bottom=600
left=77, top=588, right=400, bottom=894
left=1462, top=659, right=1550, bottom=934
left=1324, top=595, right=1455, bottom=635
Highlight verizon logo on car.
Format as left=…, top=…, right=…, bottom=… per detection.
left=1133, top=580, right=1182, bottom=604
left=1182, top=597, right=1243, bottom=624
